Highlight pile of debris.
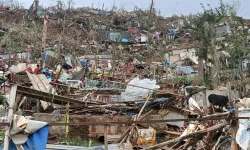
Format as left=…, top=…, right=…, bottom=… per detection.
left=0, top=56, right=245, bottom=150
left=0, top=1, right=249, bottom=150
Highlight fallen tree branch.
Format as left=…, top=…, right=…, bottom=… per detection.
left=212, top=130, right=228, bottom=150
left=142, top=121, right=229, bottom=150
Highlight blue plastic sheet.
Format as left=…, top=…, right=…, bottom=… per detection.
left=176, top=66, right=196, bottom=75
left=121, top=39, right=129, bottom=43
left=8, top=125, right=49, bottom=150
left=44, top=50, right=49, bottom=60
left=136, top=98, right=168, bottom=107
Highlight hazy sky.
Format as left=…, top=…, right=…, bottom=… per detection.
left=18, top=0, right=250, bottom=19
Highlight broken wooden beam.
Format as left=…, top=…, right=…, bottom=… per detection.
left=3, top=85, right=17, bottom=150
left=16, top=85, right=97, bottom=105
left=142, top=121, right=229, bottom=150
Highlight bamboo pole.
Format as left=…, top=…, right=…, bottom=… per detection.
left=137, top=96, right=151, bottom=120
left=3, top=85, right=17, bottom=150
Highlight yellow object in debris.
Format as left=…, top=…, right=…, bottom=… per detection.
left=180, top=123, right=198, bottom=141
left=136, top=127, right=156, bottom=146
left=64, top=103, right=70, bottom=138
left=89, top=139, right=92, bottom=147
left=207, top=54, right=213, bottom=60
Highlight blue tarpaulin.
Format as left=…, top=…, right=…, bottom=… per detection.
left=176, top=66, right=196, bottom=75
left=8, top=125, right=49, bottom=150
left=44, top=50, right=49, bottom=60
left=121, top=39, right=129, bottom=43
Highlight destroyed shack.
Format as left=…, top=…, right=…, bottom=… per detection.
left=0, top=1, right=249, bottom=150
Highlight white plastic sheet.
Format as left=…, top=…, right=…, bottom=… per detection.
left=188, top=97, right=201, bottom=111
left=236, top=111, right=250, bottom=150
left=121, top=77, right=157, bottom=101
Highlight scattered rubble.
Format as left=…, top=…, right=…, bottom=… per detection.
left=0, top=0, right=249, bottom=150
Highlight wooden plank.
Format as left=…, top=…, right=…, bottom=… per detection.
left=3, top=85, right=17, bottom=150
left=37, top=74, right=57, bottom=94
left=27, top=72, right=51, bottom=110
left=104, top=124, right=108, bottom=150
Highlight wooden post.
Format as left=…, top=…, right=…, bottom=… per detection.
left=104, top=124, right=108, bottom=150
left=203, top=90, right=207, bottom=106
left=55, top=66, right=63, bottom=82
left=41, top=16, right=48, bottom=68
left=3, top=68, right=5, bottom=94
left=231, top=126, right=238, bottom=150
left=228, top=82, right=239, bottom=150
left=228, top=82, right=232, bottom=106
left=3, top=85, right=17, bottom=150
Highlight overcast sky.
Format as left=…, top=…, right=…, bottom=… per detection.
left=17, top=0, right=250, bottom=19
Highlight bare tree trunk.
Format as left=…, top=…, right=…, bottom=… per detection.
left=198, top=59, right=204, bottom=85
left=149, top=0, right=154, bottom=14
left=209, top=23, right=220, bottom=89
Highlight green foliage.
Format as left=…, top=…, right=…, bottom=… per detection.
left=182, top=0, right=228, bottom=60
left=0, top=128, right=5, bottom=141
left=87, top=71, right=98, bottom=79
left=181, top=0, right=249, bottom=86
left=204, top=74, right=212, bottom=89
left=172, top=74, right=193, bottom=87
left=0, top=93, right=6, bottom=104
left=56, top=137, right=100, bottom=147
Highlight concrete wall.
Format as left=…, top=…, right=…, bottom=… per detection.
left=192, top=89, right=239, bottom=107
left=33, top=113, right=131, bottom=139
left=33, top=113, right=171, bottom=139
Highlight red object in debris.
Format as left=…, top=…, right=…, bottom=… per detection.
left=34, top=67, right=40, bottom=75
left=0, top=4, right=3, bottom=9
left=26, top=67, right=32, bottom=73
left=129, top=28, right=136, bottom=33
left=178, top=70, right=182, bottom=75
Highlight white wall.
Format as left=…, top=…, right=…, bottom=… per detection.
left=192, top=89, right=239, bottom=107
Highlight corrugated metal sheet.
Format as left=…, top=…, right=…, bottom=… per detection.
left=71, top=68, right=85, bottom=80
left=45, top=51, right=60, bottom=69
left=46, top=143, right=133, bottom=150
left=78, top=55, right=112, bottom=64
left=0, top=53, right=10, bottom=60
left=98, top=31, right=134, bottom=42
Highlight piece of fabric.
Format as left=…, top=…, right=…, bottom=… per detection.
left=34, top=68, right=40, bottom=75
left=9, top=125, right=49, bottom=150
